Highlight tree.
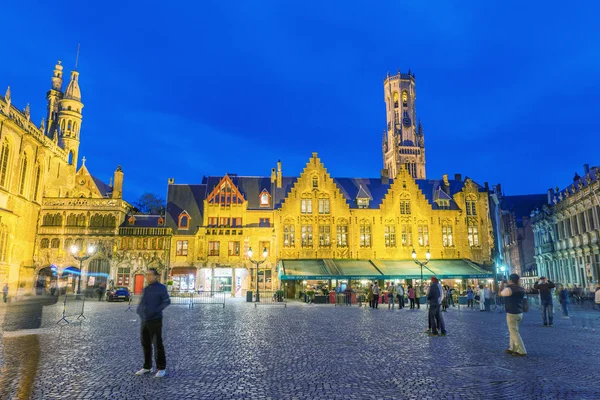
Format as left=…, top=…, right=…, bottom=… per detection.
left=134, top=192, right=165, bottom=215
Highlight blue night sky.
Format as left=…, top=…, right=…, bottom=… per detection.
left=2, top=1, right=599, bottom=202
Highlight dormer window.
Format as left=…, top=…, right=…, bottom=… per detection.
left=357, top=198, right=369, bottom=209
left=157, top=216, right=165, bottom=226
left=312, top=177, right=318, bottom=188
left=437, top=199, right=450, bottom=210
left=259, top=189, right=271, bottom=207
left=355, top=184, right=371, bottom=209
left=128, top=216, right=136, bottom=225
left=178, top=211, right=191, bottom=230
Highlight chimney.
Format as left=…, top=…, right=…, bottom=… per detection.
left=454, top=173, right=462, bottom=181
left=484, top=182, right=489, bottom=191
left=270, top=168, right=276, bottom=184
left=112, top=166, right=124, bottom=199
left=381, top=169, right=389, bottom=185
left=495, top=184, right=502, bottom=197
left=168, top=178, right=175, bottom=185
left=584, top=164, right=590, bottom=175
left=547, top=188, right=555, bottom=205
left=276, top=160, right=282, bottom=188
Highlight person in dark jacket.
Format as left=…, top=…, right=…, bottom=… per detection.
left=426, top=277, right=446, bottom=336
left=136, top=268, right=171, bottom=378
left=558, top=284, right=569, bottom=318
left=534, top=277, right=556, bottom=326
left=499, top=274, right=527, bottom=356
left=0, top=289, right=59, bottom=399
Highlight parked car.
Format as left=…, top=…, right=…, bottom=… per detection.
left=106, top=287, right=130, bottom=302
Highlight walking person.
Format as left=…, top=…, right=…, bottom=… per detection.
left=467, top=286, right=474, bottom=308
left=499, top=274, right=527, bottom=356
left=387, top=283, right=396, bottom=309
left=136, top=268, right=171, bottom=378
left=396, top=283, right=405, bottom=309
left=408, top=285, right=415, bottom=309
left=484, top=286, right=492, bottom=311
left=97, top=282, right=106, bottom=301
left=426, top=277, right=446, bottom=336
left=478, top=284, right=486, bottom=311
left=2, top=283, right=7, bottom=303
left=534, top=277, right=555, bottom=327
left=367, top=284, right=374, bottom=308
left=372, top=282, right=380, bottom=309
left=558, top=284, right=569, bottom=318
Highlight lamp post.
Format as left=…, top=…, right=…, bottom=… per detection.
left=247, top=246, right=268, bottom=302
left=71, top=244, right=96, bottom=295
left=411, top=249, right=431, bottom=292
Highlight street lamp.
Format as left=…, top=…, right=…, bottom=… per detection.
left=71, top=244, right=96, bottom=295
left=411, top=249, right=431, bottom=293
left=247, top=246, right=268, bottom=302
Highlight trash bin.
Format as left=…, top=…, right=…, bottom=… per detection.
left=246, top=291, right=253, bottom=302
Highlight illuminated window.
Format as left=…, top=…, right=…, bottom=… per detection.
left=208, top=241, right=220, bottom=256
left=18, top=154, right=28, bottom=196
left=228, top=241, right=240, bottom=256
left=400, top=200, right=411, bottom=215
left=284, top=224, right=295, bottom=247
left=301, top=199, right=312, bottom=214
left=402, top=90, right=408, bottom=107
left=336, top=225, right=348, bottom=247
left=260, top=190, right=271, bottom=207
left=301, top=225, right=313, bottom=247
left=318, top=199, right=330, bottom=214
left=319, top=225, right=331, bottom=247
left=176, top=240, right=188, bottom=256
left=468, top=225, right=480, bottom=247
left=128, top=216, right=135, bottom=225
left=466, top=199, right=477, bottom=216
left=0, top=141, right=10, bottom=187
left=401, top=225, right=412, bottom=246
left=207, top=177, right=245, bottom=205
left=442, top=225, right=453, bottom=247
left=32, top=165, right=41, bottom=201
left=393, top=92, right=399, bottom=108
left=360, top=225, right=371, bottom=248
left=418, top=225, right=429, bottom=246
left=384, top=225, right=396, bottom=247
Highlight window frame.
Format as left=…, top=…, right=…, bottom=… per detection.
left=208, top=241, right=220, bottom=256
left=176, top=240, right=188, bottom=256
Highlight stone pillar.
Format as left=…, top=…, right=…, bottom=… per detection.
left=231, top=268, right=236, bottom=297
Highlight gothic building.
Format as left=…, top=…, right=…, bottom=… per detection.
left=0, top=60, right=129, bottom=295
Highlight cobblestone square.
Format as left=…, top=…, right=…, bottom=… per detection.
left=1, top=299, right=599, bottom=399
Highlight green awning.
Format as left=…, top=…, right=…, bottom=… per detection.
left=280, top=259, right=492, bottom=280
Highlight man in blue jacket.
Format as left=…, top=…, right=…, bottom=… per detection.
left=426, top=277, right=446, bottom=336
left=534, top=277, right=555, bottom=327
left=136, top=268, right=171, bottom=378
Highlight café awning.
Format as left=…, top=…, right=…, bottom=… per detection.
left=279, top=259, right=492, bottom=280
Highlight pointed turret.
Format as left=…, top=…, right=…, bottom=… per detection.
left=46, top=60, right=64, bottom=137
left=3, top=86, right=11, bottom=114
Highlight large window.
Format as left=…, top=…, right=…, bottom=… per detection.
left=301, top=199, right=312, bottom=214
left=228, top=241, right=240, bottom=256
left=400, top=200, right=411, bottom=215
left=384, top=225, right=396, bottom=247
left=117, top=267, right=131, bottom=287
left=401, top=225, right=412, bottom=246
left=466, top=199, right=477, bottom=216
left=50, top=238, right=60, bottom=248
left=418, top=225, right=429, bottom=246
left=468, top=225, right=480, bottom=247
left=336, top=225, right=348, bottom=247
left=284, top=224, right=295, bottom=247
left=301, top=225, right=313, bottom=247
left=0, top=141, right=10, bottom=188
left=18, top=154, right=28, bottom=196
left=32, top=165, right=41, bottom=201
left=208, top=241, right=220, bottom=256
left=0, top=224, right=8, bottom=262
left=319, top=225, right=331, bottom=247
left=318, top=199, right=330, bottom=214
left=442, top=225, right=453, bottom=247
left=176, top=240, right=188, bottom=256
left=360, top=225, right=371, bottom=248
left=207, top=181, right=244, bottom=205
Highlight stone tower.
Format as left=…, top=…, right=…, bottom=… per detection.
left=45, top=60, right=64, bottom=139
left=57, top=65, right=84, bottom=170
left=382, top=69, right=426, bottom=180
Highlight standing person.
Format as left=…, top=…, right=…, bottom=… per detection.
left=534, top=277, right=555, bottom=327
left=396, top=283, right=405, bottom=309
left=441, top=285, right=448, bottom=312
left=499, top=274, right=527, bottom=356
left=408, top=285, right=415, bottom=309
left=387, top=283, right=396, bottom=309
left=558, top=284, right=569, bottom=318
left=484, top=286, right=492, bottom=311
left=2, top=283, right=8, bottom=303
left=97, top=282, right=106, bottom=301
left=136, top=268, right=171, bottom=378
left=478, top=284, right=486, bottom=311
left=372, top=282, right=380, bottom=309
left=414, top=285, right=422, bottom=309
left=426, top=277, right=446, bottom=336
left=467, top=286, right=474, bottom=308
left=448, top=286, right=455, bottom=307
left=367, top=284, right=374, bottom=308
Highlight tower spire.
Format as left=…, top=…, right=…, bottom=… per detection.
left=75, top=44, right=81, bottom=70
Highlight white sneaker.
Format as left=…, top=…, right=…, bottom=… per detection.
left=135, top=368, right=152, bottom=376
left=155, top=370, right=166, bottom=378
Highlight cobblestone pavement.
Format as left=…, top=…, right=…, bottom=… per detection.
left=1, top=298, right=599, bottom=399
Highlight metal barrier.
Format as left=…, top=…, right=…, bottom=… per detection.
left=190, top=291, right=226, bottom=309
left=254, top=290, right=287, bottom=307
left=57, top=294, right=86, bottom=324
left=169, top=291, right=194, bottom=306
left=125, top=294, right=139, bottom=312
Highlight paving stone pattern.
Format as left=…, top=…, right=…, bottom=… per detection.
left=0, top=299, right=599, bottom=399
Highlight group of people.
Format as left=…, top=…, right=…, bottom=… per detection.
left=365, top=282, right=423, bottom=309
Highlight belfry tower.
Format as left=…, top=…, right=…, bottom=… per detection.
left=382, top=69, right=426, bottom=179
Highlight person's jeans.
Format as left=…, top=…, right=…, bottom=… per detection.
left=388, top=295, right=395, bottom=309
left=428, top=304, right=446, bottom=334
left=415, top=297, right=420, bottom=309
left=372, top=295, right=379, bottom=308
left=397, top=295, right=404, bottom=309
left=409, top=298, right=415, bottom=309
left=467, top=299, right=473, bottom=308
left=480, top=298, right=485, bottom=310
left=506, top=313, right=527, bottom=354
left=542, top=301, right=553, bottom=325
left=2, top=293, right=6, bottom=303
left=141, top=318, right=166, bottom=370
left=560, top=300, right=569, bottom=317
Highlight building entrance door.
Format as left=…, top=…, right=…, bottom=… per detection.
left=134, top=274, right=145, bottom=294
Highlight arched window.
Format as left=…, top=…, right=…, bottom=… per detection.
left=402, top=90, right=408, bottom=107
left=67, top=120, right=72, bottom=130
left=0, top=224, right=8, bottom=262
left=103, top=214, right=116, bottom=228
left=77, top=214, right=86, bottom=227
left=64, top=238, right=72, bottom=250
left=67, top=214, right=77, bottom=226
left=41, top=238, right=49, bottom=249
left=68, top=151, right=74, bottom=165
left=178, top=212, right=190, bottom=229
left=260, top=190, right=271, bottom=207
left=18, top=154, right=28, bottom=196
left=158, top=238, right=164, bottom=249
left=73, top=121, right=77, bottom=133
left=393, top=92, right=399, bottom=108
left=32, top=165, right=41, bottom=201
left=61, top=120, right=65, bottom=131
left=51, top=238, right=60, bottom=248
left=0, top=140, right=10, bottom=187
left=90, top=214, right=103, bottom=227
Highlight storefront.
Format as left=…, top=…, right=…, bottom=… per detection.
left=170, top=267, right=197, bottom=291
left=197, top=267, right=248, bottom=297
